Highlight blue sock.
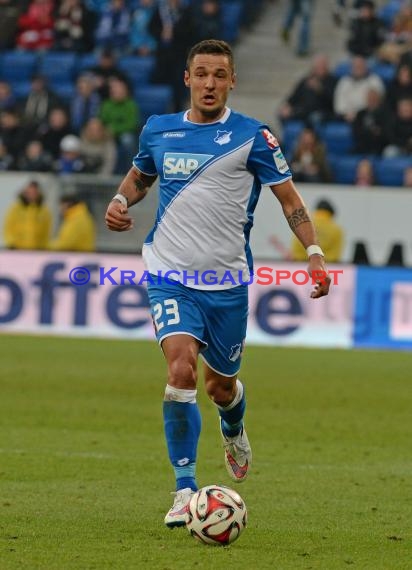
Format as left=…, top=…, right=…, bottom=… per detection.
left=218, top=380, right=246, bottom=437
left=163, top=400, right=201, bottom=491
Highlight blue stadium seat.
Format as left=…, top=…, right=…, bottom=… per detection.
left=49, top=81, right=76, bottom=103
left=319, top=122, right=353, bottom=155
left=118, top=55, right=155, bottom=86
left=221, top=1, right=244, bottom=43
left=334, top=60, right=395, bottom=84
left=378, top=0, right=403, bottom=26
left=0, top=51, right=38, bottom=82
left=76, top=53, right=99, bottom=74
left=333, top=60, right=352, bottom=78
left=38, top=52, right=78, bottom=83
left=135, top=85, right=173, bottom=122
left=330, top=155, right=369, bottom=184
left=370, top=61, right=396, bottom=84
left=9, top=80, right=32, bottom=100
left=281, top=120, right=305, bottom=158
left=374, top=157, right=412, bottom=187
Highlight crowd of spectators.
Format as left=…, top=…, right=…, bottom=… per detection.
left=279, top=0, right=412, bottom=187
left=0, top=0, right=231, bottom=54
left=1, top=0, right=409, bottom=187
left=0, top=0, right=259, bottom=175
left=3, top=179, right=96, bottom=251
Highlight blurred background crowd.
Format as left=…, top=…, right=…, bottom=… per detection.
left=278, top=0, right=412, bottom=188
left=0, top=0, right=264, bottom=175
left=0, top=0, right=410, bottom=182
left=0, top=0, right=411, bottom=260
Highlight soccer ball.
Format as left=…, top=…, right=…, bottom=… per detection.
left=186, top=485, right=247, bottom=546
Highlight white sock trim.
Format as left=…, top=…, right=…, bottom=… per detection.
left=217, top=379, right=243, bottom=411
left=164, top=384, right=197, bottom=404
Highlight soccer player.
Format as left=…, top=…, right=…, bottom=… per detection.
left=105, top=39, right=330, bottom=528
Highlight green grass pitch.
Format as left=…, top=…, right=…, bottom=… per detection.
left=0, top=335, right=411, bottom=569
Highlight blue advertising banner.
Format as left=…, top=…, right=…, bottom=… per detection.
left=354, top=267, right=412, bottom=349
left=0, top=252, right=353, bottom=348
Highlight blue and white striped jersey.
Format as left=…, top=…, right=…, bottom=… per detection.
left=133, top=107, right=292, bottom=290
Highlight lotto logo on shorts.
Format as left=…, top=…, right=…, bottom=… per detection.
left=163, top=152, right=213, bottom=180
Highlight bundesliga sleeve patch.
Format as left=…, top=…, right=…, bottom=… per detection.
left=262, top=128, right=279, bottom=149
left=273, top=149, right=289, bottom=174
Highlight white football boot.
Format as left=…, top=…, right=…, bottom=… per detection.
left=220, top=421, right=252, bottom=482
left=164, top=487, right=194, bottom=528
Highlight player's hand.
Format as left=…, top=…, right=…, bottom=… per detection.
left=105, top=199, right=134, bottom=232
left=308, top=255, right=331, bottom=299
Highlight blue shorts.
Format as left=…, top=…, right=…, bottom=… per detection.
left=147, top=277, right=248, bottom=376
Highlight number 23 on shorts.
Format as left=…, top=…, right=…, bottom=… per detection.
left=152, top=299, right=181, bottom=332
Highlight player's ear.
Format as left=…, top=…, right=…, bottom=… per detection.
left=184, top=70, right=190, bottom=87
left=230, top=73, right=237, bottom=90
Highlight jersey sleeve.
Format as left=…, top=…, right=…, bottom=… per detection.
left=247, top=126, right=292, bottom=186
left=133, top=117, right=157, bottom=175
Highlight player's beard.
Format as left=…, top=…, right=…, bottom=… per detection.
left=198, top=101, right=226, bottom=121
left=202, top=108, right=222, bottom=120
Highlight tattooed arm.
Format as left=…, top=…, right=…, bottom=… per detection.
left=270, top=179, right=331, bottom=298
left=105, top=167, right=157, bottom=232
left=116, top=166, right=157, bottom=207
left=270, top=179, right=317, bottom=248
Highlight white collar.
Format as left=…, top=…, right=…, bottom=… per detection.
left=183, top=107, right=231, bottom=124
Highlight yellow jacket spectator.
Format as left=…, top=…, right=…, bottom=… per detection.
left=291, top=199, right=344, bottom=262
left=49, top=195, right=96, bottom=252
left=4, top=180, right=51, bottom=249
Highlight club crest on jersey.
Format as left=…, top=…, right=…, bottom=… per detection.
left=214, top=130, right=232, bottom=145
left=262, top=128, right=279, bottom=149
left=228, top=343, right=242, bottom=362
left=163, top=152, right=213, bottom=180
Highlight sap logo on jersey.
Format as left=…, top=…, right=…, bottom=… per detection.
left=163, top=152, right=213, bottom=180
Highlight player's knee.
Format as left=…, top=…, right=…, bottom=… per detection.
left=168, top=357, right=197, bottom=389
left=205, top=376, right=236, bottom=406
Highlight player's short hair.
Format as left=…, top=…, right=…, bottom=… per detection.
left=186, top=39, right=234, bottom=72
